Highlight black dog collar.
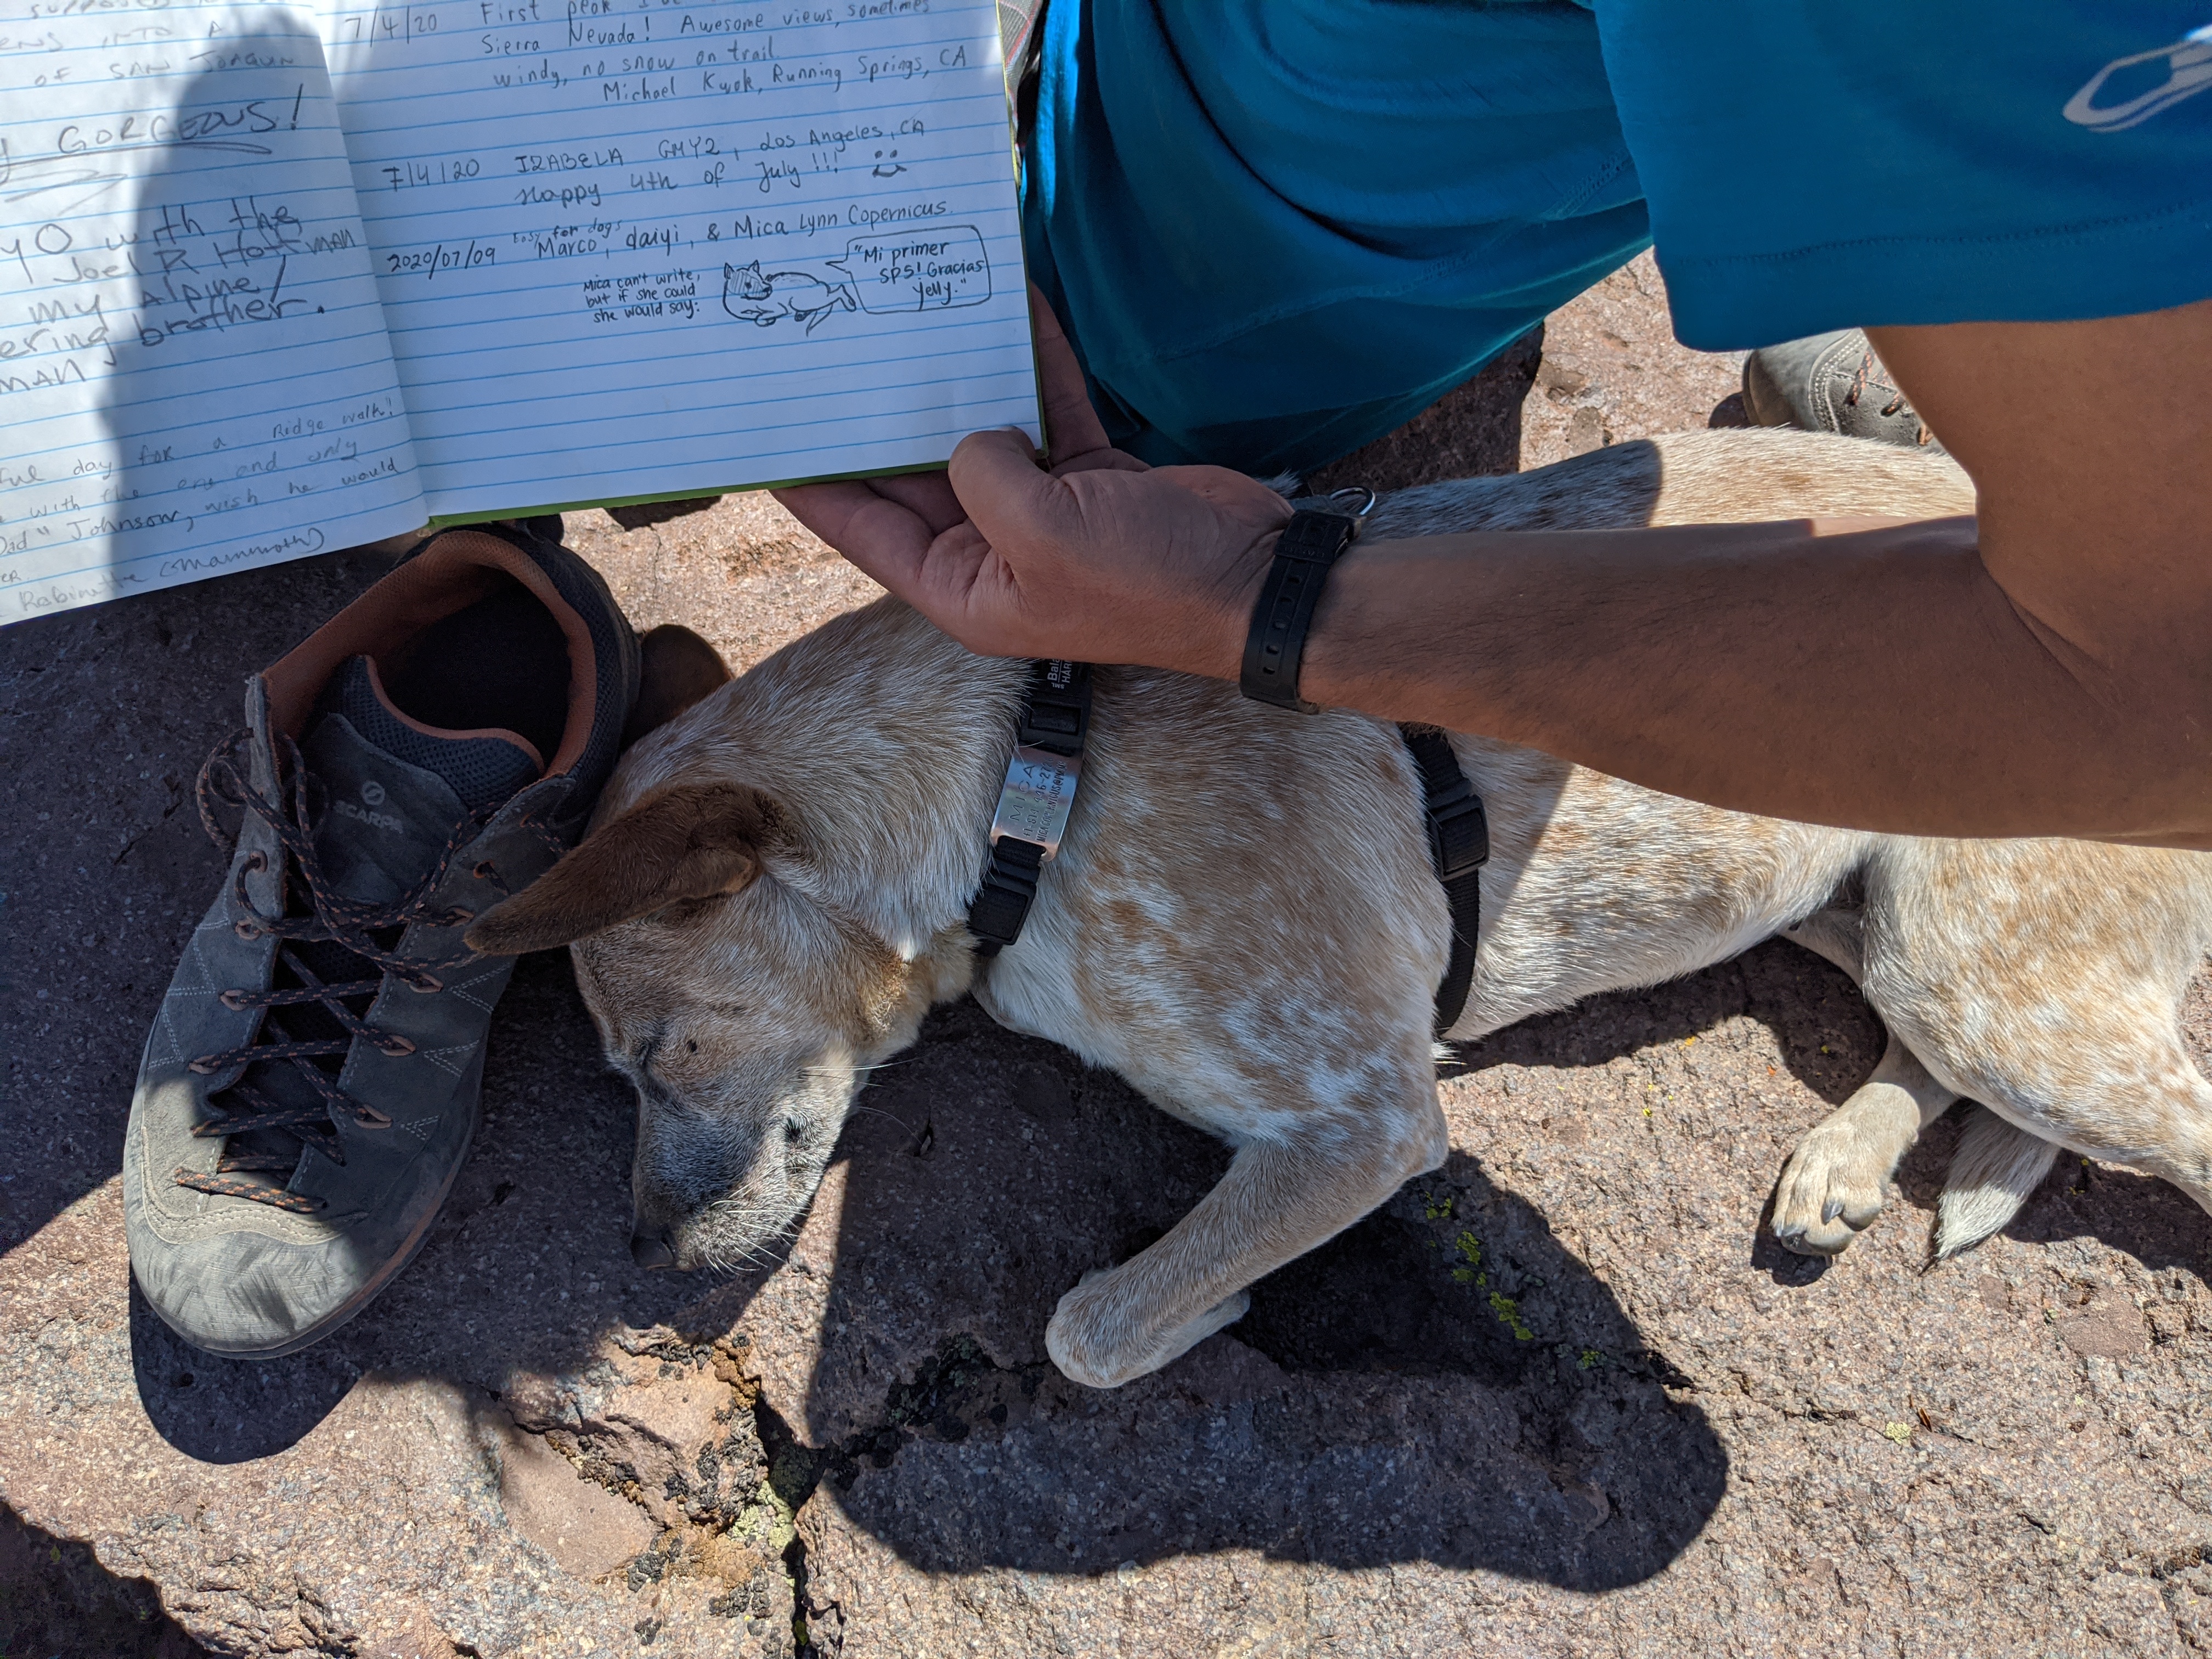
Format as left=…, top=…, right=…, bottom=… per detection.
left=1237, top=482, right=1488, bottom=1036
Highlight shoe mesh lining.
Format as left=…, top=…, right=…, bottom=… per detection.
left=377, top=579, right=571, bottom=764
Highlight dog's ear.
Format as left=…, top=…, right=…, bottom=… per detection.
left=623, top=624, right=734, bottom=748
left=465, top=782, right=778, bottom=955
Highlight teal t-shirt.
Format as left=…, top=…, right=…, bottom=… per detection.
left=1600, top=4, right=2212, bottom=347
left=1022, top=0, right=2212, bottom=471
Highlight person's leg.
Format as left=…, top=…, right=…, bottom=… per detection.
left=1020, top=0, right=1651, bottom=476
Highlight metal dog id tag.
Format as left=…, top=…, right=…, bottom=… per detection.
left=989, top=744, right=1083, bottom=858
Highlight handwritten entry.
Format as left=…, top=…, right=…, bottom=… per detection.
left=0, top=1, right=423, bottom=624
left=322, top=0, right=1037, bottom=517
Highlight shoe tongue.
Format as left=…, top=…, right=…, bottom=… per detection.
left=300, top=657, right=541, bottom=905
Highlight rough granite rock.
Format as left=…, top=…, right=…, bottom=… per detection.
left=4, top=261, right=2210, bottom=1659
left=1515, top=250, right=1752, bottom=468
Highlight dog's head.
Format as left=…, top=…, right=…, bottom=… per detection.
left=464, top=624, right=954, bottom=1271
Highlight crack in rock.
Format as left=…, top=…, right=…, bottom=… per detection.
left=505, top=1331, right=821, bottom=1655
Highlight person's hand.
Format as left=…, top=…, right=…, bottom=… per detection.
left=775, top=289, right=1293, bottom=676
left=915, top=431, right=1291, bottom=673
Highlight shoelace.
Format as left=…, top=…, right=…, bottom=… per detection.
left=175, top=729, right=554, bottom=1212
left=1842, top=348, right=1935, bottom=444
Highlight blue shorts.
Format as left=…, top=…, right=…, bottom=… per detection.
left=1022, top=0, right=2212, bottom=473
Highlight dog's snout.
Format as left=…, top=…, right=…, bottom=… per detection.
left=630, top=1228, right=677, bottom=1270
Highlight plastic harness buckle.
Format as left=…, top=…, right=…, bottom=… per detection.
left=968, top=660, right=1092, bottom=956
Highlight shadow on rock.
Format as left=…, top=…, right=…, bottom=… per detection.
left=0, top=1499, right=210, bottom=1657
left=69, top=898, right=2202, bottom=1606
left=772, top=1001, right=1727, bottom=1592
left=127, top=1278, right=363, bottom=1463
left=1446, top=935, right=1886, bottom=1288
left=0, top=547, right=404, bottom=1262
left=1452, top=936, right=1890, bottom=1113
left=1988, top=1121, right=2212, bottom=1274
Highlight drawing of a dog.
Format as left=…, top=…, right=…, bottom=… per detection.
left=469, top=428, right=2212, bottom=1390
left=720, top=259, right=857, bottom=334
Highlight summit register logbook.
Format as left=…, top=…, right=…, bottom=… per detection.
left=0, top=0, right=1038, bottom=620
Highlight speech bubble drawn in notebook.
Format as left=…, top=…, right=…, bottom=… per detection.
left=838, top=224, right=992, bottom=314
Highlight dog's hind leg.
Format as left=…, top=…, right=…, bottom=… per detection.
left=1781, top=901, right=1870, bottom=984
left=1934, top=1107, right=2061, bottom=1257
left=1929, top=1047, right=2212, bottom=1257
left=1043, top=1102, right=1447, bottom=1389
left=1772, top=1036, right=1959, bottom=1256
left=1921, top=1005, right=2212, bottom=1256
left=1858, top=838, right=2212, bottom=1259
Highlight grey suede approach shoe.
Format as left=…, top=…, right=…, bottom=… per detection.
left=1742, top=329, right=1945, bottom=453
left=123, top=524, right=639, bottom=1357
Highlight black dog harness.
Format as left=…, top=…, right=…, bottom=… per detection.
left=1397, top=722, right=1489, bottom=1037
left=1237, top=489, right=1489, bottom=1036
left=965, top=661, right=1489, bottom=1041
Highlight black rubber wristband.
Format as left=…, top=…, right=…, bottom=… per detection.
left=1239, top=509, right=1358, bottom=713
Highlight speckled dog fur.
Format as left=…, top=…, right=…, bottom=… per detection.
left=469, top=428, right=2212, bottom=1389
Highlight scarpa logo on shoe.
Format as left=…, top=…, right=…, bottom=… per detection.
left=336, top=777, right=404, bottom=831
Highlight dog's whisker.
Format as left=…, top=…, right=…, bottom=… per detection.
left=805, top=1058, right=912, bottom=1079
left=847, top=1103, right=917, bottom=1132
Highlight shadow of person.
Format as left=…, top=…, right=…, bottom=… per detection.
left=0, top=1500, right=211, bottom=1658
left=770, top=1000, right=1725, bottom=1593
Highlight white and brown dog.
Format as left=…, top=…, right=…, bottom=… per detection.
left=468, top=429, right=2212, bottom=1390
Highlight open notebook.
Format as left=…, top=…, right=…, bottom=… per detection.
left=0, top=0, right=1038, bottom=622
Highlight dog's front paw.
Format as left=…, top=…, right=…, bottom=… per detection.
left=1045, top=1271, right=1251, bottom=1390
left=1772, top=1117, right=1893, bottom=1256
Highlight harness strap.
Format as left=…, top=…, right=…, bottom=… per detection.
left=1398, top=724, right=1489, bottom=1040
left=966, top=672, right=1487, bottom=1048
left=968, top=661, right=1092, bottom=956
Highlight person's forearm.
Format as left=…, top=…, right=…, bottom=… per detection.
left=804, top=298, right=2212, bottom=845
left=1291, top=518, right=2212, bottom=846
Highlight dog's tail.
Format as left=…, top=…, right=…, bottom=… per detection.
left=1936, top=1105, right=2059, bottom=1257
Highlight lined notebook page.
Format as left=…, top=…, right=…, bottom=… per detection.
left=321, top=0, right=1039, bottom=518
left=0, top=2, right=424, bottom=623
